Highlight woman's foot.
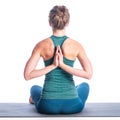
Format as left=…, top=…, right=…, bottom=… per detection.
left=29, top=96, right=34, bottom=104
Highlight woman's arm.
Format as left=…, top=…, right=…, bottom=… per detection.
left=57, top=46, right=93, bottom=80
left=24, top=46, right=57, bottom=81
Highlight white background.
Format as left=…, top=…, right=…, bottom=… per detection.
left=0, top=0, right=120, bottom=103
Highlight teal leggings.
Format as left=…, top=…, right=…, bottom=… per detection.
left=30, top=82, right=89, bottom=114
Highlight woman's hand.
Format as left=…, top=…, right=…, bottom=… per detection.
left=57, top=46, right=64, bottom=67
left=53, top=46, right=64, bottom=67
left=53, top=46, right=59, bottom=67
left=53, top=54, right=58, bottom=67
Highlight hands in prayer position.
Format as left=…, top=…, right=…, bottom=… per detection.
left=53, top=46, right=63, bottom=67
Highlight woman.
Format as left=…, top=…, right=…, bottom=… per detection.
left=24, top=5, right=93, bottom=114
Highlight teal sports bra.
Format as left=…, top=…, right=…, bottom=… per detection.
left=41, top=35, right=78, bottom=99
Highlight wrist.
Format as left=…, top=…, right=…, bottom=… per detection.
left=59, top=62, right=64, bottom=68
left=51, top=64, right=58, bottom=69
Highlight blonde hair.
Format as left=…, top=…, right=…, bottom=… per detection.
left=49, top=5, right=70, bottom=30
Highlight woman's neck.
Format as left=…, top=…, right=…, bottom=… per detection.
left=53, top=29, right=66, bottom=37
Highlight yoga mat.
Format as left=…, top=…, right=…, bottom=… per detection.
left=0, top=103, right=120, bottom=117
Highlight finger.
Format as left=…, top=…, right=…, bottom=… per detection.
left=55, top=46, right=59, bottom=54
left=58, top=46, right=62, bottom=55
left=57, top=46, right=60, bottom=52
left=54, top=53, right=58, bottom=66
left=55, top=54, right=58, bottom=66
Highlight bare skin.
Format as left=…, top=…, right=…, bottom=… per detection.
left=24, top=29, right=93, bottom=103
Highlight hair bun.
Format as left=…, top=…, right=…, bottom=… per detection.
left=49, top=5, right=70, bottom=30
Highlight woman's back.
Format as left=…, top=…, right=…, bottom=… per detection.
left=40, top=35, right=79, bottom=99
left=37, top=36, right=81, bottom=62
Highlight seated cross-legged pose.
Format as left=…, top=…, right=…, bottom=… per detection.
left=24, top=5, right=93, bottom=114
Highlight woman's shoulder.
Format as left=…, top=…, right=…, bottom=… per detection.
left=32, top=37, right=52, bottom=53
left=66, top=37, right=83, bottom=49
left=37, top=37, right=51, bottom=45
left=62, top=37, right=85, bottom=59
left=35, top=37, right=52, bottom=47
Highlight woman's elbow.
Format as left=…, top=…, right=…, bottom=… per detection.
left=24, top=76, right=30, bottom=81
left=87, top=72, right=93, bottom=80
left=87, top=74, right=92, bottom=80
left=24, top=72, right=31, bottom=81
